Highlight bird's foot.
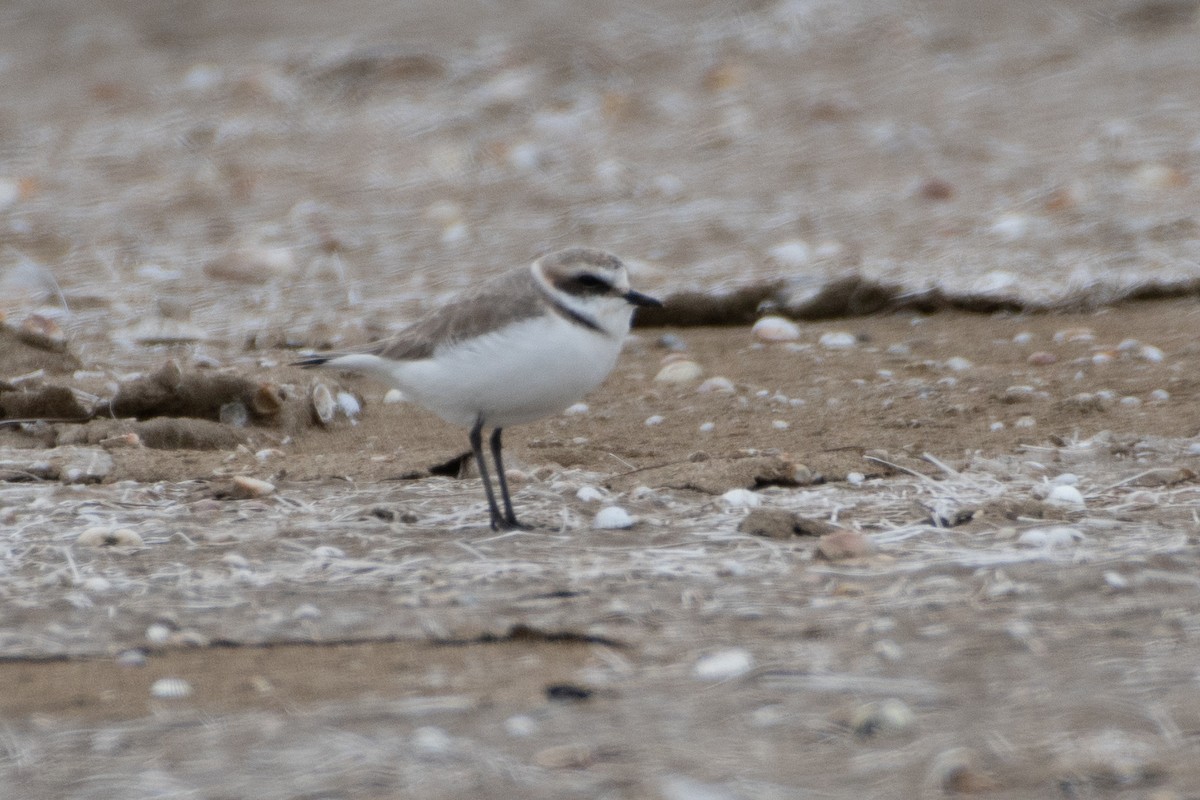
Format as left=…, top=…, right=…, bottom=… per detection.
left=490, top=516, right=533, bottom=532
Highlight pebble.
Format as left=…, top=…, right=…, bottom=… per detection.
left=1120, top=395, right=1142, bottom=407
left=818, top=331, right=857, bottom=349
left=1148, top=389, right=1169, bottom=402
left=412, top=726, right=453, bottom=756
left=720, top=488, right=761, bottom=508
left=656, top=333, right=687, bottom=351
left=815, top=529, right=872, bottom=560
left=1132, top=161, right=1186, bottom=190
left=927, top=747, right=996, bottom=793
left=1018, top=526, right=1084, bottom=548
left=563, top=402, right=589, bottom=415
left=698, top=422, right=715, bottom=433
left=872, top=639, right=904, bottom=662
left=990, top=212, right=1029, bottom=240
left=850, top=698, right=915, bottom=737
left=1139, top=344, right=1165, bottom=363
left=335, top=391, right=361, bottom=419
left=1027, top=351, right=1057, bottom=365
left=1014, top=416, right=1036, bottom=428
left=145, top=622, right=174, bottom=645
left=752, top=315, right=801, bottom=342
left=1012, top=331, right=1034, bottom=345
left=944, top=356, right=973, bottom=371
left=767, top=239, right=811, bottom=268
left=846, top=471, right=865, bottom=486
left=76, top=527, right=144, bottom=547
left=219, top=401, right=250, bottom=428
left=504, top=715, right=539, bottom=737
left=1045, top=484, right=1085, bottom=507
left=771, top=420, right=789, bottom=430
left=311, top=383, right=336, bottom=425
left=533, top=743, right=595, bottom=769
left=115, top=649, right=147, bottom=668
left=1103, top=571, right=1129, bottom=590
left=150, top=677, right=193, bottom=699
left=593, top=506, right=635, bottom=529
left=1053, top=327, right=1094, bottom=343
left=383, top=388, right=405, bottom=404
left=644, top=414, right=665, bottom=427
left=17, top=314, right=67, bottom=351
left=693, top=648, right=754, bottom=680
left=229, top=476, right=276, bottom=499
left=696, top=376, right=735, bottom=394
left=654, top=360, right=704, bottom=383
left=576, top=485, right=605, bottom=502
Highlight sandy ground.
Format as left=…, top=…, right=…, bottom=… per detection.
left=3, top=1, right=1200, bottom=798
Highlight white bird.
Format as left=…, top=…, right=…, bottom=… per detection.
left=295, top=247, right=662, bottom=530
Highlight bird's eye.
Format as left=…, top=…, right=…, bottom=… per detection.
left=577, top=274, right=606, bottom=289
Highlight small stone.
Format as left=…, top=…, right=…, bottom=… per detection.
left=504, top=715, right=538, bottom=737
left=846, top=471, right=865, bottom=486
left=115, top=649, right=147, bottom=668
left=228, top=476, right=275, bottom=499
left=991, top=212, right=1029, bottom=240
left=644, top=414, right=665, bottom=427
left=563, top=402, right=589, bottom=415
left=772, top=420, right=789, bottom=430
left=593, top=506, right=635, bottom=529
left=311, top=383, right=336, bottom=425
left=693, top=648, right=754, bottom=680
left=412, top=726, right=453, bottom=755
left=738, top=508, right=803, bottom=539
left=767, top=239, right=811, bottom=269
left=1148, top=389, right=1169, bottom=402
left=696, top=376, right=735, bottom=394
left=1045, top=484, right=1085, bottom=507
left=654, top=360, right=704, bottom=384
left=219, top=401, right=250, bottom=428
left=818, top=331, right=857, bottom=349
left=251, top=384, right=284, bottom=416
left=851, top=698, right=915, bottom=737
left=1014, top=416, right=1036, bottom=428
left=752, top=315, right=801, bottom=342
left=1012, top=331, right=1034, bottom=344
left=383, top=388, right=404, bottom=404
left=1131, top=162, right=1186, bottom=191
left=1139, top=344, right=1165, bottom=363
left=17, top=314, right=67, bottom=352
left=335, top=391, right=361, bottom=419
left=928, top=748, right=996, bottom=793
left=656, top=333, right=687, bottom=351
left=720, top=488, right=761, bottom=508
left=150, top=677, right=193, bottom=699
left=576, top=485, right=605, bottom=502
left=1027, top=351, right=1057, bottom=365
left=698, top=422, right=715, bottom=433
left=815, top=529, right=872, bottom=560
left=1103, top=571, right=1129, bottom=590
left=77, top=527, right=144, bottom=547
left=1053, top=327, right=1095, bottom=343
left=944, top=356, right=973, bottom=371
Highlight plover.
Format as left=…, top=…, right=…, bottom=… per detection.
left=295, top=247, right=662, bottom=530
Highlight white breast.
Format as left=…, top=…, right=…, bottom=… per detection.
left=387, top=310, right=629, bottom=428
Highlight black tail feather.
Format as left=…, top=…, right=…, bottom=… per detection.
left=291, top=354, right=331, bottom=368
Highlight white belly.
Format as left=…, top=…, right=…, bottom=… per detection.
left=389, top=313, right=626, bottom=428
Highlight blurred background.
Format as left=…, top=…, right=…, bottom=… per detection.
left=1, top=0, right=1198, bottom=351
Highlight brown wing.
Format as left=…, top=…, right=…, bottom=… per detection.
left=372, top=266, right=545, bottom=361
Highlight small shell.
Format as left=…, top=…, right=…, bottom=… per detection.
left=77, top=527, right=144, bottom=547
left=576, top=486, right=605, bottom=503
left=752, top=316, right=801, bottom=342
left=693, top=648, right=754, bottom=680
left=593, top=506, right=635, bottom=529
left=818, top=331, right=857, bottom=349
left=383, top=388, right=405, bottom=404
left=312, top=383, right=336, bottom=425
left=335, top=391, right=361, bottom=419
left=229, top=476, right=275, bottom=499
left=1045, top=485, right=1085, bottom=507
left=696, top=376, right=735, bottom=394
left=654, top=360, right=704, bottom=384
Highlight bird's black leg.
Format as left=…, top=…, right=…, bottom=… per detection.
left=489, top=428, right=526, bottom=528
left=469, top=416, right=504, bottom=530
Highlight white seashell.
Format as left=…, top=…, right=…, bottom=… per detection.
left=644, top=414, right=665, bottom=426
left=1139, top=345, right=1164, bottom=363
left=720, top=488, right=761, bottom=508
left=1045, top=484, right=1085, bottom=507
left=563, top=402, right=589, bottom=415
left=576, top=485, right=605, bottom=503
left=312, top=383, right=336, bottom=425
left=145, top=623, right=174, bottom=645
left=150, top=677, right=193, bottom=699
left=767, top=240, right=811, bottom=269
left=654, top=360, right=704, bottom=383
left=77, top=527, right=144, bottom=547
left=752, top=316, right=801, bottom=342
left=693, top=648, right=754, bottom=680
left=818, top=331, right=857, bottom=349
left=696, top=376, right=735, bottom=394
left=383, top=388, right=405, bottom=404
left=335, top=391, right=361, bottom=418
left=593, top=506, right=635, bottom=529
